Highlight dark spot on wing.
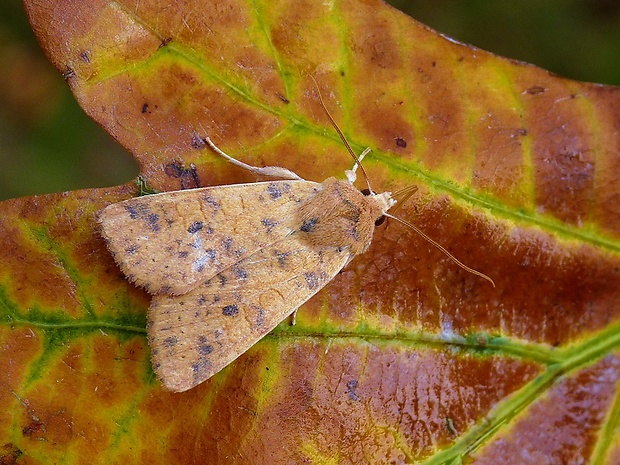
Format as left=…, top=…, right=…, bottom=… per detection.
left=124, top=204, right=144, bottom=220
left=125, top=244, right=139, bottom=255
left=275, top=251, right=291, bottom=267
left=223, top=237, right=233, bottom=250
left=218, top=274, right=227, bottom=286
left=300, top=218, right=318, bottom=233
left=233, top=249, right=245, bottom=258
left=197, top=295, right=207, bottom=305
left=202, top=194, right=221, bottom=209
left=192, top=358, right=211, bottom=378
left=179, top=251, right=189, bottom=258
left=267, top=183, right=283, bottom=199
left=305, top=272, right=319, bottom=290
left=223, top=304, right=239, bottom=316
left=187, top=221, right=203, bottom=233
left=146, top=213, right=160, bottom=232
left=261, top=218, right=278, bottom=233
left=163, top=336, right=179, bottom=348
left=255, top=306, right=265, bottom=328
left=233, top=267, right=248, bottom=279
left=198, top=343, right=214, bottom=356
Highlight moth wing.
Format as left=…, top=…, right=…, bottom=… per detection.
left=148, top=234, right=352, bottom=392
left=98, top=180, right=320, bottom=295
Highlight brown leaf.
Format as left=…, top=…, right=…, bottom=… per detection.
left=1, top=0, right=619, bottom=463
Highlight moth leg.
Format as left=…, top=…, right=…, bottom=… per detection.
left=288, top=308, right=298, bottom=326
left=345, top=147, right=372, bottom=184
left=204, top=136, right=304, bottom=181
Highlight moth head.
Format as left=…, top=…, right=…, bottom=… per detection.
left=361, top=188, right=395, bottom=226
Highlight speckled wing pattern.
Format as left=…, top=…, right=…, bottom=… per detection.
left=98, top=181, right=320, bottom=295
left=149, top=232, right=351, bottom=391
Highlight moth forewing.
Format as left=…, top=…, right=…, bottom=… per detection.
left=98, top=181, right=320, bottom=295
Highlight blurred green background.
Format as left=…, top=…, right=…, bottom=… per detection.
left=0, top=0, right=619, bottom=200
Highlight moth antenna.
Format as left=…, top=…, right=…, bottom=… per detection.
left=385, top=213, right=495, bottom=287
left=310, top=75, right=374, bottom=193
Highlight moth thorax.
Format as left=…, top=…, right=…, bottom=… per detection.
left=297, top=178, right=391, bottom=256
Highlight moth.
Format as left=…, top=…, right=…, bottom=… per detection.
left=98, top=88, right=493, bottom=392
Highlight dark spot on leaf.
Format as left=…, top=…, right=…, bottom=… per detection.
left=164, top=161, right=200, bottom=188
left=276, top=92, right=290, bottom=103
left=395, top=136, right=407, bottom=148
left=159, top=37, right=172, bottom=48
left=141, top=103, right=149, bottom=113
left=79, top=50, right=90, bottom=63
left=188, top=221, right=203, bottom=233
left=22, top=419, right=44, bottom=437
left=223, top=304, right=239, bottom=316
left=346, top=379, right=360, bottom=401
left=525, top=85, right=547, bottom=95
left=191, top=132, right=207, bottom=149
left=300, top=218, right=318, bottom=232
left=62, top=66, right=76, bottom=80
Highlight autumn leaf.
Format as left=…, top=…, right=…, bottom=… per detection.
left=1, top=0, right=619, bottom=463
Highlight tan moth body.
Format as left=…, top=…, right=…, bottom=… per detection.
left=99, top=173, right=394, bottom=391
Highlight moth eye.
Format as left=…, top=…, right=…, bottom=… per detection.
left=361, top=188, right=371, bottom=196
left=375, top=216, right=386, bottom=227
